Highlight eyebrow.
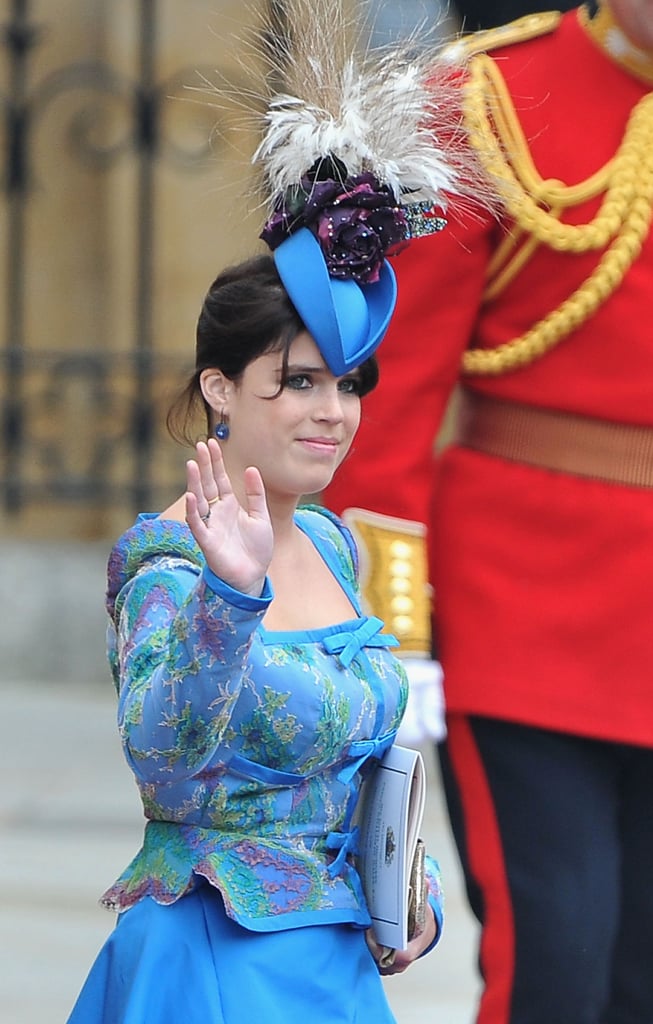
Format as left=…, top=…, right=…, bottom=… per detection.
left=284, top=363, right=327, bottom=374
left=282, top=363, right=361, bottom=378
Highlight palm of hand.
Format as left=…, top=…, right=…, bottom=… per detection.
left=185, top=439, right=273, bottom=598
left=199, top=489, right=273, bottom=594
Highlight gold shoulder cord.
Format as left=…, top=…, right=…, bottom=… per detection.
left=459, top=19, right=653, bottom=376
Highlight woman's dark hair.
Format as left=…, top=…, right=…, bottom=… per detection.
left=167, top=253, right=379, bottom=445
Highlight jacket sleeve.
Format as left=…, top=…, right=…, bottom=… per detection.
left=112, top=555, right=272, bottom=785
left=424, top=853, right=445, bottom=953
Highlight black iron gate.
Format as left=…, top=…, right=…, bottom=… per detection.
left=1, top=0, right=279, bottom=529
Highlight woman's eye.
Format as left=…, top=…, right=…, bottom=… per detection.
left=284, top=374, right=312, bottom=390
left=338, top=377, right=361, bottom=394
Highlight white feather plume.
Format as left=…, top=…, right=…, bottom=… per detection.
left=252, top=0, right=488, bottom=215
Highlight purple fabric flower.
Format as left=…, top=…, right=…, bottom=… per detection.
left=260, top=170, right=408, bottom=284
left=260, top=208, right=296, bottom=251
left=315, top=195, right=407, bottom=283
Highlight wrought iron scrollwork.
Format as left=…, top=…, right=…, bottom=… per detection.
left=0, top=0, right=261, bottom=520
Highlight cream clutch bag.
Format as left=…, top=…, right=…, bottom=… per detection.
left=378, top=839, right=428, bottom=968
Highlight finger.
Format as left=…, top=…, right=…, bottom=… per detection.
left=365, top=930, right=383, bottom=959
left=184, top=490, right=208, bottom=538
left=194, top=441, right=220, bottom=503
left=185, top=459, right=214, bottom=526
left=195, top=438, right=226, bottom=503
left=243, top=466, right=268, bottom=519
left=185, top=459, right=203, bottom=504
left=380, top=952, right=409, bottom=975
left=207, top=437, right=233, bottom=500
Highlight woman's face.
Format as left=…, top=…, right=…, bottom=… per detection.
left=609, top=0, right=653, bottom=52
left=223, top=331, right=363, bottom=504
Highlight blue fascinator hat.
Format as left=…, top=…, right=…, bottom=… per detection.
left=259, top=158, right=444, bottom=375
left=259, top=159, right=406, bottom=375
left=251, top=5, right=458, bottom=374
left=273, top=225, right=397, bottom=376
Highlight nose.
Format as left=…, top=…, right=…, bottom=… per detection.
left=314, top=384, right=346, bottom=422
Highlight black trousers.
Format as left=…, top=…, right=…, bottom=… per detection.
left=439, top=716, right=653, bottom=1024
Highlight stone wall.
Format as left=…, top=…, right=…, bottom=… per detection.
left=1, top=541, right=110, bottom=684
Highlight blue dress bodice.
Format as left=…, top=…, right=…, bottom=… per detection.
left=101, top=506, right=419, bottom=932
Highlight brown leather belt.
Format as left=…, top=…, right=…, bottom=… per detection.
left=456, top=388, right=653, bottom=489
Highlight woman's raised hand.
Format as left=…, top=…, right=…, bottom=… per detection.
left=185, top=438, right=273, bottom=598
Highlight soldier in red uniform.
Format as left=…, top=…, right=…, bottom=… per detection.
left=325, top=3, right=653, bottom=1022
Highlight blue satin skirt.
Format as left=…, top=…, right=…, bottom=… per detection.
left=66, top=883, right=397, bottom=1023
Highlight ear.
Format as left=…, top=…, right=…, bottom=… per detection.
left=199, top=368, right=233, bottom=414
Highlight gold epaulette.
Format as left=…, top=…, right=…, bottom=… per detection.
left=445, top=10, right=561, bottom=62
left=342, top=508, right=432, bottom=659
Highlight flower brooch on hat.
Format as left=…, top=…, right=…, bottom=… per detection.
left=261, top=156, right=441, bottom=287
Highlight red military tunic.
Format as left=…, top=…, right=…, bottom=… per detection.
left=326, top=7, right=653, bottom=748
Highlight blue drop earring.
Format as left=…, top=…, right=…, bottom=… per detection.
left=214, top=411, right=230, bottom=441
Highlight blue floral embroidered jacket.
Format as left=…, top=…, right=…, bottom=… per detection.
left=102, top=506, right=443, bottom=938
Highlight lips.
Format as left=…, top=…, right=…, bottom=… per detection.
left=297, top=437, right=340, bottom=454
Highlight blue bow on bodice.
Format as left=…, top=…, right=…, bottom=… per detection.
left=322, top=617, right=399, bottom=668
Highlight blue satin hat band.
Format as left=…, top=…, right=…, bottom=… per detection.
left=273, top=227, right=397, bottom=377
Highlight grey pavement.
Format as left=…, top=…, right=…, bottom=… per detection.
left=0, top=680, right=481, bottom=1024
